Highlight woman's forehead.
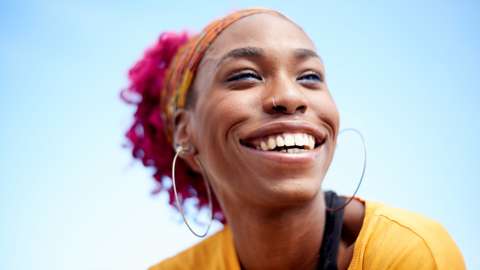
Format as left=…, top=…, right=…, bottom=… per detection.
left=204, top=13, right=316, bottom=63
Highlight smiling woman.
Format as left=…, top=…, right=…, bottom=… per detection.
left=121, top=8, right=465, bottom=270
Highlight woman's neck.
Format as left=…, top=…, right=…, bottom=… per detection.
left=227, top=192, right=326, bottom=270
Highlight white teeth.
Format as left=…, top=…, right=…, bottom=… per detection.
left=253, top=133, right=317, bottom=152
left=276, top=135, right=285, bottom=147
left=309, top=136, right=315, bottom=149
left=287, top=148, right=306, bottom=153
left=304, top=135, right=314, bottom=150
left=267, top=136, right=276, bottom=150
left=294, top=134, right=304, bottom=146
left=260, top=141, right=268, bottom=151
left=284, top=134, right=295, bottom=146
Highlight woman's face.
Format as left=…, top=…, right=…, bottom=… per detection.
left=184, top=13, right=339, bottom=211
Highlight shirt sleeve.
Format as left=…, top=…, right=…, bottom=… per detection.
left=361, top=213, right=465, bottom=270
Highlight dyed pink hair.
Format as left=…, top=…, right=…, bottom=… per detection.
left=121, top=32, right=225, bottom=223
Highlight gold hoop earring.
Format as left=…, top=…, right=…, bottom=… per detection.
left=172, top=145, right=213, bottom=237
left=326, top=128, right=367, bottom=212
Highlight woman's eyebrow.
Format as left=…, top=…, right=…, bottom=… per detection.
left=216, top=47, right=265, bottom=67
left=293, top=48, right=323, bottom=62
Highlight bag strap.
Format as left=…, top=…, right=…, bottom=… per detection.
left=317, top=191, right=345, bottom=270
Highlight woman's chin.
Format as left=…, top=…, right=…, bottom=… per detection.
left=255, top=176, right=324, bottom=209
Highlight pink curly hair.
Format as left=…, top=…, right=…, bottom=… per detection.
left=120, top=32, right=225, bottom=223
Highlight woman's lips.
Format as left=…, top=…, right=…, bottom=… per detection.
left=237, top=120, right=328, bottom=164
left=241, top=120, right=325, bottom=140
left=239, top=139, right=325, bottom=165
left=239, top=121, right=326, bottom=149
left=241, top=132, right=317, bottom=151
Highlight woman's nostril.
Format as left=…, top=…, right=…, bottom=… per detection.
left=273, top=104, right=288, bottom=113
left=297, top=105, right=307, bottom=113
left=269, top=95, right=308, bottom=115
left=271, top=103, right=307, bottom=114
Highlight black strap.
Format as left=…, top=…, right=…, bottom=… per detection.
left=317, top=191, right=345, bottom=270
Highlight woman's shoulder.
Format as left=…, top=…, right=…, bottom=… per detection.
left=350, top=200, right=465, bottom=270
left=147, top=201, right=465, bottom=270
left=148, top=226, right=239, bottom=270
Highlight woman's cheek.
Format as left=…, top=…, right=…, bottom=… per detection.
left=194, top=96, right=235, bottom=148
left=311, top=93, right=339, bottom=134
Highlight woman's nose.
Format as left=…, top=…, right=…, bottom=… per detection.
left=263, top=77, right=308, bottom=115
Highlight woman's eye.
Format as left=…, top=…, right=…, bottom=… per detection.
left=226, top=71, right=262, bottom=82
left=297, top=72, right=323, bottom=83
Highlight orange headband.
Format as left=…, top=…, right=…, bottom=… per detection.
left=161, top=8, right=281, bottom=143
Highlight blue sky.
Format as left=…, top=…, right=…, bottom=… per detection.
left=1, top=1, right=479, bottom=269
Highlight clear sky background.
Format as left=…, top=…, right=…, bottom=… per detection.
left=1, top=1, right=478, bottom=269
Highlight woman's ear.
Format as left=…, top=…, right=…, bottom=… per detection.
left=173, top=109, right=201, bottom=173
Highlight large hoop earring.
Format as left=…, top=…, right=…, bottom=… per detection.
left=172, top=145, right=213, bottom=238
left=326, top=128, right=367, bottom=212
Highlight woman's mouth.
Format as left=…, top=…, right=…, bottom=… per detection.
left=240, top=132, right=324, bottom=153
left=237, top=121, right=329, bottom=165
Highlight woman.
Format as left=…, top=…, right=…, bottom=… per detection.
left=122, top=8, right=465, bottom=270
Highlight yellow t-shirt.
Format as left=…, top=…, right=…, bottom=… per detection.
left=149, top=201, right=465, bottom=269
